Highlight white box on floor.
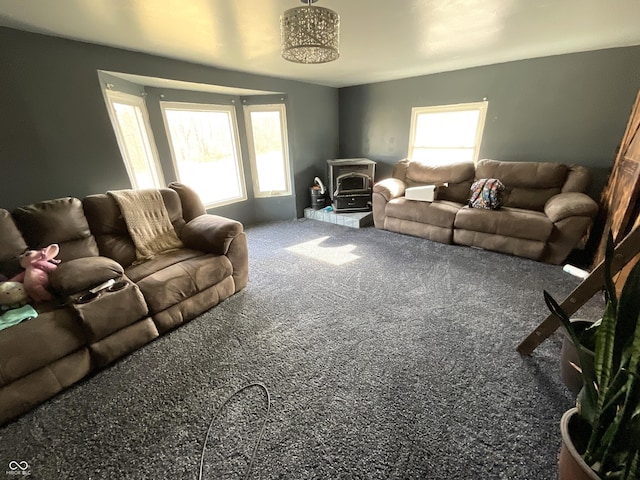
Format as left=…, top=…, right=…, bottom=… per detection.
left=405, top=185, right=436, bottom=202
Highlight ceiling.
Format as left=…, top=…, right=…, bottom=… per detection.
left=1, top=0, right=640, bottom=88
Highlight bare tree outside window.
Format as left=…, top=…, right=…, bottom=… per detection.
left=161, top=103, right=247, bottom=207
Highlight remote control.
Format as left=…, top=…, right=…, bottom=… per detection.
left=89, top=278, right=115, bottom=294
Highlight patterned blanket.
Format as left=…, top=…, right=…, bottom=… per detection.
left=108, top=189, right=184, bottom=261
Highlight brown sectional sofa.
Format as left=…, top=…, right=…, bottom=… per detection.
left=373, top=159, right=599, bottom=264
left=0, top=184, right=248, bottom=425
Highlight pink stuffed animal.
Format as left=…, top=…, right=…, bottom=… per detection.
left=10, top=244, right=61, bottom=303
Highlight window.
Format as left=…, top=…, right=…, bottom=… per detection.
left=160, top=102, right=246, bottom=208
left=408, top=101, right=488, bottom=166
left=244, top=104, right=292, bottom=197
left=104, top=90, right=164, bottom=189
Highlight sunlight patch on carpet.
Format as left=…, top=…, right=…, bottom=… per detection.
left=285, top=236, right=360, bottom=265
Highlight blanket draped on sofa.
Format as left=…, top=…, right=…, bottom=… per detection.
left=108, top=189, right=184, bottom=261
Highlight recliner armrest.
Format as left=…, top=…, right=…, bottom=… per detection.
left=49, top=256, right=124, bottom=296
left=180, top=215, right=243, bottom=255
left=373, top=178, right=406, bottom=202
left=544, top=192, right=598, bottom=223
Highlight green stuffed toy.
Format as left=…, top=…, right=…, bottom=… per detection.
left=0, top=281, right=29, bottom=310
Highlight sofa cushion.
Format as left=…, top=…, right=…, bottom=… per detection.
left=159, top=188, right=187, bottom=235
left=0, top=308, right=86, bottom=386
left=386, top=198, right=461, bottom=228
left=562, top=165, right=592, bottom=193
left=0, top=348, right=91, bottom=426
left=0, top=209, right=28, bottom=278
left=404, top=161, right=475, bottom=203
left=475, top=160, right=568, bottom=211
left=83, top=193, right=137, bottom=267
left=12, top=198, right=99, bottom=261
left=83, top=188, right=187, bottom=268
left=454, top=206, right=553, bottom=242
left=124, top=248, right=205, bottom=283
left=405, top=161, right=475, bottom=185
left=128, top=251, right=233, bottom=314
left=50, top=256, right=124, bottom=296
left=168, top=182, right=207, bottom=222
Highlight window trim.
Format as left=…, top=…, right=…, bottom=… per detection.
left=104, top=90, right=165, bottom=189
left=408, top=100, right=488, bottom=165
left=243, top=103, right=292, bottom=198
left=159, top=101, right=247, bottom=208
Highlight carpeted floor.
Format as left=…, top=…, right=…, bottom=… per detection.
left=0, top=219, right=604, bottom=479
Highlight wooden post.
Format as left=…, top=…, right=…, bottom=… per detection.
left=517, top=225, right=640, bottom=355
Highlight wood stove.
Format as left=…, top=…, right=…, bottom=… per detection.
left=327, top=158, right=376, bottom=213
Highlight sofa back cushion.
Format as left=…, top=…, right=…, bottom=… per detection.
left=562, top=165, right=592, bottom=193
left=0, top=209, right=28, bottom=278
left=12, top=198, right=99, bottom=262
left=475, top=159, right=569, bottom=211
left=168, top=182, right=207, bottom=222
left=158, top=188, right=187, bottom=233
left=83, top=188, right=187, bottom=268
left=83, top=194, right=137, bottom=267
left=401, top=159, right=475, bottom=203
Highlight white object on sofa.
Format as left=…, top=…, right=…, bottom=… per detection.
left=405, top=183, right=448, bottom=202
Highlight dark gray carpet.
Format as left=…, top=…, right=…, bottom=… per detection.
left=0, top=219, right=605, bottom=479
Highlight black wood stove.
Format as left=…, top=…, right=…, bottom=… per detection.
left=327, top=159, right=376, bottom=213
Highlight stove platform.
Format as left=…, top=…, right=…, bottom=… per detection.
left=303, top=208, right=373, bottom=229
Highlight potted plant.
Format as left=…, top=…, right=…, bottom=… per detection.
left=560, top=318, right=598, bottom=394
left=544, top=234, right=640, bottom=479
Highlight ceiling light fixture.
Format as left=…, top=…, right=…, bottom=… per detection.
left=280, top=0, right=340, bottom=64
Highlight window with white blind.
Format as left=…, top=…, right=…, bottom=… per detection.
left=104, top=90, right=164, bottom=189
left=244, top=104, right=292, bottom=197
left=160, top=102, right=247, bottom=208
left=408, top=101, right=488, bottom=166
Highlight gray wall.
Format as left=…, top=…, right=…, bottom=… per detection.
left=339, top=46, right=640, bottom=199
left=0, top=27, right=339, bottom=224
left=3, top=24, right=639, bottom=222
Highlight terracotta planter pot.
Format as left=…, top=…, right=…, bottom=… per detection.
left=560, top=320, right=595, bottom=394
left=559, top=408, right=600, bottom=480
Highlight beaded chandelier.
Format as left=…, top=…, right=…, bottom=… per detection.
left=280, top=0, right=340, bottom=64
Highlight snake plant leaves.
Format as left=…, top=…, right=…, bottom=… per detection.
left=546, top=231, right=640, bottom=479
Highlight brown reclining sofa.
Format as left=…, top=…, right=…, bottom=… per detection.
left=373, top=159, right=599, bottom=264
left=0, top=183, right=248, bottom=425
